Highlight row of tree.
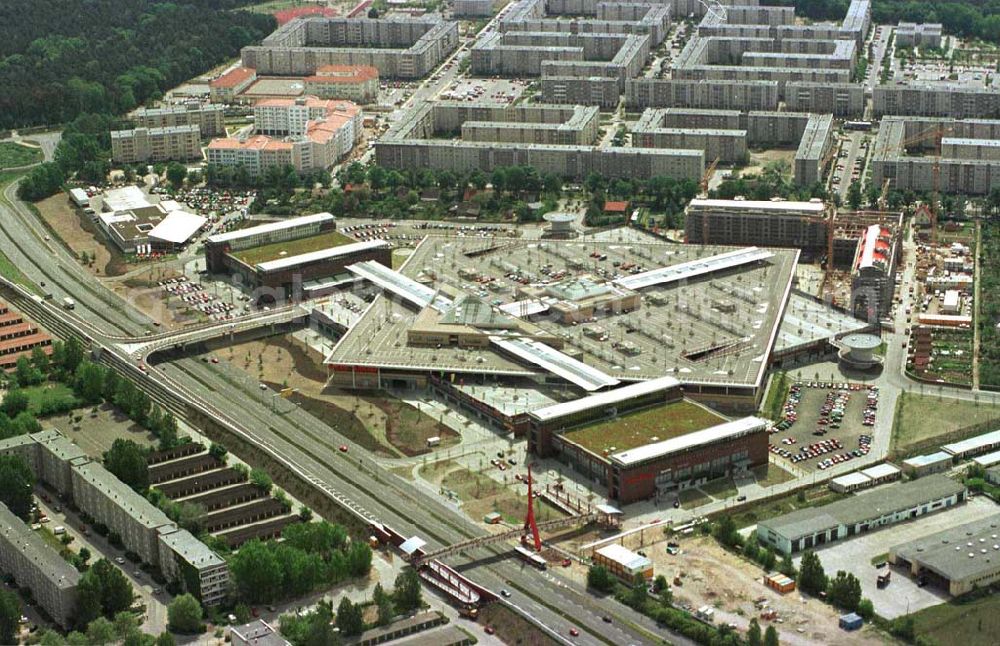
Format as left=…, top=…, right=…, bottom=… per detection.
left=979, top=221, right=1000, bottom=387
left=229, top=522, right=373, bottom=604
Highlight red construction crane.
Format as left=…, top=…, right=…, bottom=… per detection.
left=522, top=464, right=542, bottom=552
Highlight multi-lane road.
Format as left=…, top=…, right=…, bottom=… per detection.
left=0, top=179, right=680, bottom=645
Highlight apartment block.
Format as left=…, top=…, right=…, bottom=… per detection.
left=625, top=79, right=779, bottom=111
left=210, top=67, right=257, bottom=103
left=633, top=109, right=747, bottom=163
left=0, top=503, right=80, bottom=629
left=375, top=101, right=703, bottom=181
left=873, top=84, right=1000, bottom=119
left=684, top=198, right=831, bottom=250
left=132, top=103, right=226, bottom=137
left=541, top=76, right=621, bottom=109
left=784, top=81, right=865, bottom=118
left=304, top=65, right=379, bottom=103
left=794, top=113, right=835, bottom=186
left=241, top=17, right=459, bottom=79
left=111, top=125, right=202, bottom=164
left=896, top=22, right=942, bottom=49
left=209, top=100, right=361, bottom=177
left=0, top=432, right=230, bottom=606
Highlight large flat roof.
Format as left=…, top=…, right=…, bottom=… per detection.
left=759, top=474, right=966, bottom=541
left=256, top=240, right=389, bottom=272
left=903, top=451, right=953, bottom=467
left=891, top=513, right=1000, bottom=584
left=530, top=375, right=680, bottom=422
left=490, top=336, right=620, bottom=392
left=610, top=416, right=768, bottom=467
left=613, top=247, right=775, bottom=291
left=207, top=212, right=334, bottom=244
left=149, top=211, right=206, bottom=245
left=688, top=198, right=827, bottom=213
left=348, top=260, right=453, bottom=312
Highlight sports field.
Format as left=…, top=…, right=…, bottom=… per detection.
left=562, top=400, right=727, bottom=455
left=232, top=230, right=355, bottom=266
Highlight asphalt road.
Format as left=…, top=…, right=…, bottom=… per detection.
left=0, top=179, right=676, bottom=645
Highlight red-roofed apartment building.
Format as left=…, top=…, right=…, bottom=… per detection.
left=209, top=67, right=257, bottom=103
left=207, top=97, right=362, bottom=177
left=305, top=65, right=379, bottom=104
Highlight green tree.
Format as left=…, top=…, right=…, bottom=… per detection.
left=779, top=552, right=796, bottom=578
left=856, top=598, right=874, bottom=621
left=14, top=356, right=42, bottom=386
left=74, top=361, right=106, bottom=405
left=747, top=618, right=762, bottom=646
left=373, top=582, right=393, bottom=627
left=167, top=594, right=203, bottom=633
left=63, top=337, right=84, bottom=373
left=165, top=162, right=187, bottom=188
left=628, top=573, right=648, bottom=607
left=0, top=454, right=35, bottom=520
left=587, top=565, right=616, bottom=593
left=653, top=574, right=669, bottom=594
left=208, top=442, right=227, bottom=462
left=847, top=181, right=863, bottom=211
left=230, top=539, right=282, bottom=603
left=112, top=612, right=137, bottom=640
left=713, top=515, right=742, bottom=549
left=155, top=631, right=176, bottom=646
left=86, top=617, right=116, bottom=645
left=797, top=550, right=827, bottom=596
left=88, top=558, right=134, bottom=617
left=249, top=467, right=272, bottom=493
left=393, top=568, right=423, bottom=613
left=74, top=574, right=104, bottom=628
left=764, top=624, right=779, bottom=646
left=1, top=388, right=29, bottom=417
left=0, top=589, right=21, bottom=646
left=103, top=439, right=148, bottom=492
left=336, top=597, right=364, bottom=636
left=827, top=570, right=862, bottom=612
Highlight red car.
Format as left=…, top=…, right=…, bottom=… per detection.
left=484, top=626, right=495, bottom=635
left=561, top=558, right=572, bottom=567
left=569, top=628, right=580, bottom=637
left=339, top=445, right=349, bottom=452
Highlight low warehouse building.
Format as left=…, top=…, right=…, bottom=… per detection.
left=942, top=429, right=1000, bottom=459
left=757, top=474, right=967, bottom=554
left=902, top=451, right=953, bottom=477
left=593, top=544, right=653, bottom=581
left=889, top=514, right=1000, bottom=596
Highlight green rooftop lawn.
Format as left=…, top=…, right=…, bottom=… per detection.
left=232, top=230, right=355, bottom=266
left=562, top=400, right=727, bottom=455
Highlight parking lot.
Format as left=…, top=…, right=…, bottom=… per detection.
left=769, top=381, right=878, bottom=472
left=159, top=274, right=239, bottom=322
left=439, top=78, right=530, bottom=104
left=801, top=496, right=998, bottom=619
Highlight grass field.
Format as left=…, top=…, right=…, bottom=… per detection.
left=892, top=392, right=1000, bottom=453
left=426, top=461, right=565, bottom=525
left=700, top=478, right=737, bottom=499
left=752, top=463, right=796, bottom=488
left=232, top=230, right=355, bottom=266
left=909, top=593, right=1000, bottom=646
left=562, top=400, right=726, bottom=454
left=22, top=384, right=80, bottom=416
left=0, top=142, right=42, bottom=169
left=366, top=397, right=458, bottom=456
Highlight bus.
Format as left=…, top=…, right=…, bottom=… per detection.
left=514, top=545, right=547, bottom=570
left=844, top=121, right=873, bottom=131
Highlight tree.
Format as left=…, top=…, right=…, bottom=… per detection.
left=86, top=617, right=116, bottom=645
left=393, top=568, right=422, bottom=613
left=747, top=618, right=762, bottom=646
left=652, top=574, right=669, bottom=594
left=249, top=467, right=272, bottom=493
left=628, top=573, right=648, bottom=608
left=336, top=597, right=364, bottom=636
left=74, top=361, right=106, bottom=405
left=113, top=612, right=138, bottom=641
left=856, top=597, right=874, bottom=621
left=713, top=515, right=742, bottom=549
left=0, top=454, right=35, bottom=520
left=230, top=539, right=283, bottom=603
left=764, top=624, right=779, bottom=646
left=167, top=594, right=203, bottom=633
left=1, top=388, right=29, bottom=417
left=155, top=632, right=176, bottom=646
left=827, top=570, right=862, bottom=612
left=797, top=550, right=827, bottom=596
left=87, top=558, right=133, bottom=617
left=103, top=439, right=148, bottom=492
left=165, top=162, right=187, bottom=188
left=587, top=565, right=616, bottom=593
left=0, top=589, right=21, bottom=646
left=779, top=552, right=796, bottom=578
left=846, top=180, right=864, bottom=211
left=208, top=442, right=227, bottom=462
left=74, top=575, right=104, bottom=628
left=373, top=582, right=393, bottom=627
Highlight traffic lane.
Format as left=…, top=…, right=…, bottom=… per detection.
left=174, top=359, right=668, bottom=644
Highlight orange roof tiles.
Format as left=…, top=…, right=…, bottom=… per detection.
left=306, top=65, right=379, bottom=83
left=211, top=67, right=256, bottom=89
left=604, top=201, right=629, bottom=213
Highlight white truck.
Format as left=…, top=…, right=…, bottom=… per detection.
left=62, top=297, right=75, bottom=310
